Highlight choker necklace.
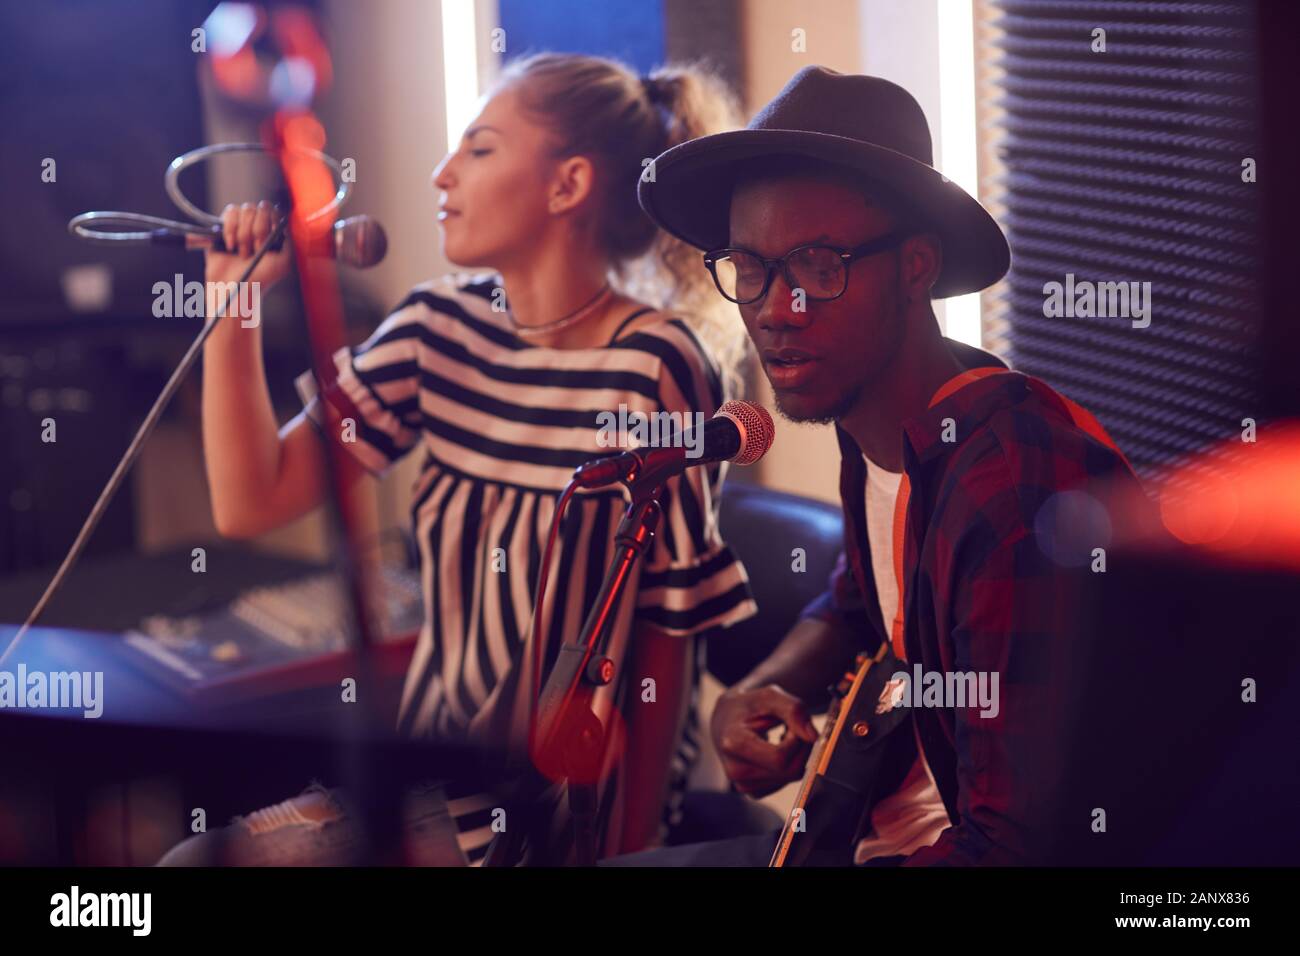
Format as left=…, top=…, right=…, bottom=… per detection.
left=509, top=283, right=613, bottom=338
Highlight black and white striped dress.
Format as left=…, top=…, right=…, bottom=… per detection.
left=295, top=274, right=756, bottom=862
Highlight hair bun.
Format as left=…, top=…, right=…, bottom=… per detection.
left=641, top=74, right=664, bottom=105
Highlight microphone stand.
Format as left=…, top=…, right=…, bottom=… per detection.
left=484, top=476, right=664, bottom=867
left=0, top=212, right=290, bottom=668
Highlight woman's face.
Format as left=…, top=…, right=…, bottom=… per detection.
left=432, top=85, right=560, bottom=269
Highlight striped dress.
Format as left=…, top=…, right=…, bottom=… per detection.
left=294, top=274, right=757, bottom=862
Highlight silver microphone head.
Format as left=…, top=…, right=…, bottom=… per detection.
left=717, top=399, right=775, bottom=466
left=333, top=215, right=388, bottom=268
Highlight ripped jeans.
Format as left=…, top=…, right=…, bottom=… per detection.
left=155, top=780, right=468, bottom=867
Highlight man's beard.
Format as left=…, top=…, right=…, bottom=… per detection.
left=772, top=377, right=866, bottom=425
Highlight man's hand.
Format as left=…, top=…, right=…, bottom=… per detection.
left=711, top=685, right=819, bottom=798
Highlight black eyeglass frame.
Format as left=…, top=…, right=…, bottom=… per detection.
left=702, top=231, right=910, bottom=305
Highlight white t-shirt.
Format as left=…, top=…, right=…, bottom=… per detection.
left=852, top=454, right=952, bottom=864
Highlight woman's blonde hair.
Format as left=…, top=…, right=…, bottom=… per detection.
left=495, top=52, right=749, bottom=396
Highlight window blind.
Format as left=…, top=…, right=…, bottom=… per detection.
left=980, top=0, right=1262, bottom=487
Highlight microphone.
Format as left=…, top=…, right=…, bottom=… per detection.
left=572, top=400, right=775, bottom=489
left=168, top=215, right=389, bottom=268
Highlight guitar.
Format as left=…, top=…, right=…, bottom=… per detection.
left=769, top=641, right=917, bottom=867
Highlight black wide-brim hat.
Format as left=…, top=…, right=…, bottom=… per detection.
left=638, top=66, right=1010, bottom=299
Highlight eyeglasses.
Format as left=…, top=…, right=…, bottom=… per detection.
left=702, top=232, right=908, bottom=305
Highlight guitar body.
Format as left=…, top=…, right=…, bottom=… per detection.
left=770, top=643, right=917, bottom=867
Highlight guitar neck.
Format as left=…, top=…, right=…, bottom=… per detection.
left=769, top=647, right=884, bottom=867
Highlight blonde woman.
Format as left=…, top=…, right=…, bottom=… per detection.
left=161, top=53, right=755, bottom=865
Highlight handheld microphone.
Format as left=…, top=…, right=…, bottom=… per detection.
left=174, top=214, right=389, bottom=268
left=69, top=211, right=388, bottom=269
left=572, top=400, right=775, bottom=489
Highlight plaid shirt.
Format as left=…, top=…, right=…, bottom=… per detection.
left=800, top=342, right=1142, bottom=865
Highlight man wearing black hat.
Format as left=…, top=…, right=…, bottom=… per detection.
left=619, top=67, right=1145, bottom=866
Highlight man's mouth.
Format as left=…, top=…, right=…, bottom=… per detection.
left=762, top=348, right=820, bottom=387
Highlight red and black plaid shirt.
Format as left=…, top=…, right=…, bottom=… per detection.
left=800, top=343, right=1144, bottom=865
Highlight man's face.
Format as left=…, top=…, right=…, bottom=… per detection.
left=728, top=172, right=908, bottom=424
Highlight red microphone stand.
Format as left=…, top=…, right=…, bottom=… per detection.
left=484, top=474, right=665, bottom=866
